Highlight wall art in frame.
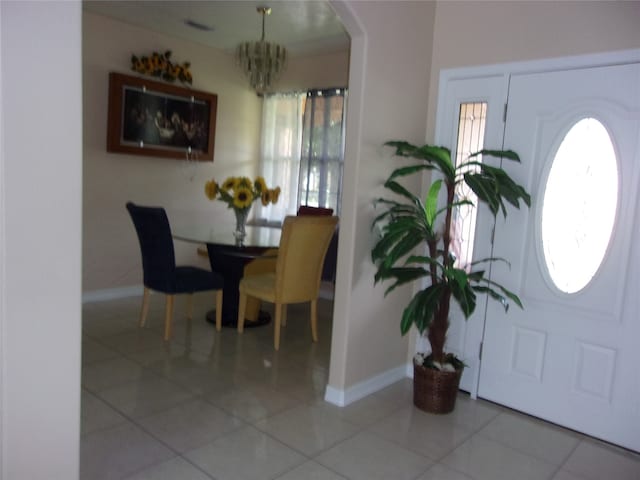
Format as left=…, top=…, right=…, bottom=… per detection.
left=107, top=72, right=217, bottom=161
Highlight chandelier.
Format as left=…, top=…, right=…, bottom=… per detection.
left=235, top=6, right=287, bottom=94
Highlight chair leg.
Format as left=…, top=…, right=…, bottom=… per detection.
left=139, top=287, right=150, bottom=327
left=281, top=305, right=287, bottom=327
left=274, top=303, right=282, bottom=350
left=186, top=293, right=194, bottom=320
left=215, top=289, right=223, bottom=332
left=237, top=291, right=247, bottom=333
left=311, top=299, right=318, bottom=343
left=164, top=294, right=175, bottom=341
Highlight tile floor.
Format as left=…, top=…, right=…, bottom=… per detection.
left=81, top=294, right=640, bottom=480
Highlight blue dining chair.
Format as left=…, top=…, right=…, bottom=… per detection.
left=126, top=202, right=224, bottom=340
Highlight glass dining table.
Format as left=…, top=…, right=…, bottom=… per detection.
left=172, top=225, right=281, bottom=328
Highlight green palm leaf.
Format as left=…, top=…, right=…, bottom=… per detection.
left=373, top=140, right=530, bottom=353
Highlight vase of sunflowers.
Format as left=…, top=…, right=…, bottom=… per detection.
left=204, top=176, right=280, bottom=242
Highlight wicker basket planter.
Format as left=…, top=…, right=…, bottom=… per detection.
left=413, top=362, right=463, bottom=414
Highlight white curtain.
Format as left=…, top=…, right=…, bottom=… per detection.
left=256, top=92, right=305, bottom=224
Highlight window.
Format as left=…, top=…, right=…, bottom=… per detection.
left=452, top=102, right=487, bottom=270
left=298, top=88, right=347, bottom=214
left=541, top=118, right=618, bottom=293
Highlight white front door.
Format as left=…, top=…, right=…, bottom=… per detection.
left=478, top=63, right=640, bottom=451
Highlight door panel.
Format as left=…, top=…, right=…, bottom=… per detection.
left=478, top=64, right=640, bottom=451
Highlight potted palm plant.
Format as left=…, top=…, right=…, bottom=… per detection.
left=372, top=140, right=531, bottom=413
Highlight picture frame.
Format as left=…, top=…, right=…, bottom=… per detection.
left=107, top=72, right=217, bottom=161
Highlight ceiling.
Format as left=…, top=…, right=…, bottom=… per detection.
left=83, top=1, right=350, bottom=56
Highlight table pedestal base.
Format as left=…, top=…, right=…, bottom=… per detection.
left=205, top=243, right=275, bottom=329
left=205, top=309, right=271, bottom=328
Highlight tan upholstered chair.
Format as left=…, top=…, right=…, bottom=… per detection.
left=237, top=215, right=338, bottom=350
left=242, top=205, right=334, bottom=320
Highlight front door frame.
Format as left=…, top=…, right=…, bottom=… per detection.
left=433, top=48, right=640, bottom=400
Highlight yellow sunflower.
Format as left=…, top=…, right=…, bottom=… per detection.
left=255, top=176, right=267, bottom=193
left=271, top=186, right=281, bottom=204
left=204, top=180, right=218, bottom=200
left=236, top=176, right=253, bottom=189
left=221, top=177, right=237, bottom=191
left=233, top=187, right=254, bottom=209
left=205, top=176, right=280, bottom=211
left=260, top=189, right=272, bottom=206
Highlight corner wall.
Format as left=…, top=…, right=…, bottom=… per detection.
left=328, top=0, right=436, bottom=401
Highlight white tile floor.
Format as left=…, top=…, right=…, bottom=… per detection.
left=81, top=293, right=640, bottom=480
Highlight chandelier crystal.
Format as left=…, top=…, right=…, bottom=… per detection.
left=235, top=6, right=287, bottom=94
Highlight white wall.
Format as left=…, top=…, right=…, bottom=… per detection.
left=277, top=50, right=350, bottom=92
left=327, top=1, right=436, bottom=402
left=427, top=1, right=640, bottom=141
left=1, top=2, right=82, bottom=478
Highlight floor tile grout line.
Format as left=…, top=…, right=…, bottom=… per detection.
left=81, top=297, right=339, bottom=478
left=84, top=360, right=540, bottom=480
left=80, top=389, right=131, bottom=438
left=84, top=339, right=247, bottom=398
left=409, top=463, right=441, bottom=480
left=250, top=404, right=365, bottom=454
left=463, top=403, right=503, bottom=434
left=82, top=365, right=184, bottom=398
left=83, top=294, right=636, bottom=478
left=362, top=417, right=470, bottom=465
left=270, top=457, right=350, bottom=480
left=87, top=383, right=247, bottom=480
left=122, top=452, right=219, bottom=480
left=558, top=438, right=591, bottom=480
left=422, top=461, right=478, bottom=480
left=473, top=411, right=585, bottom=469
left=85, top=349, right=264, bottom=442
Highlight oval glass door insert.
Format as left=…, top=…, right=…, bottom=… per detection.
left=541, top=118, right=618, bottom=294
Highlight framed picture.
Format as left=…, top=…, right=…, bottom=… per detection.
left=107, top=72, right=217, bottom=161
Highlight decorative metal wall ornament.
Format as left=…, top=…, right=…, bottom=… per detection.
left=235, top=6, right=287, bottom=94
left=131, top=50, right=192, bottom=85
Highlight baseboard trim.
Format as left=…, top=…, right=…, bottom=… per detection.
left=82, top=285, right=142, bottom=304
left=406, top=361, right=415, bottom=378
left=324, top=364, right=409, bottom=407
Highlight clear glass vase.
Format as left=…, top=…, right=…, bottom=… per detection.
left=233, top=207, right=250, bottom=243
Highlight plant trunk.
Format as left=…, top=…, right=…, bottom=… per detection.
left=428, top=289, right=451, bottom=365
left=427, top=178, right=456, bottom=365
